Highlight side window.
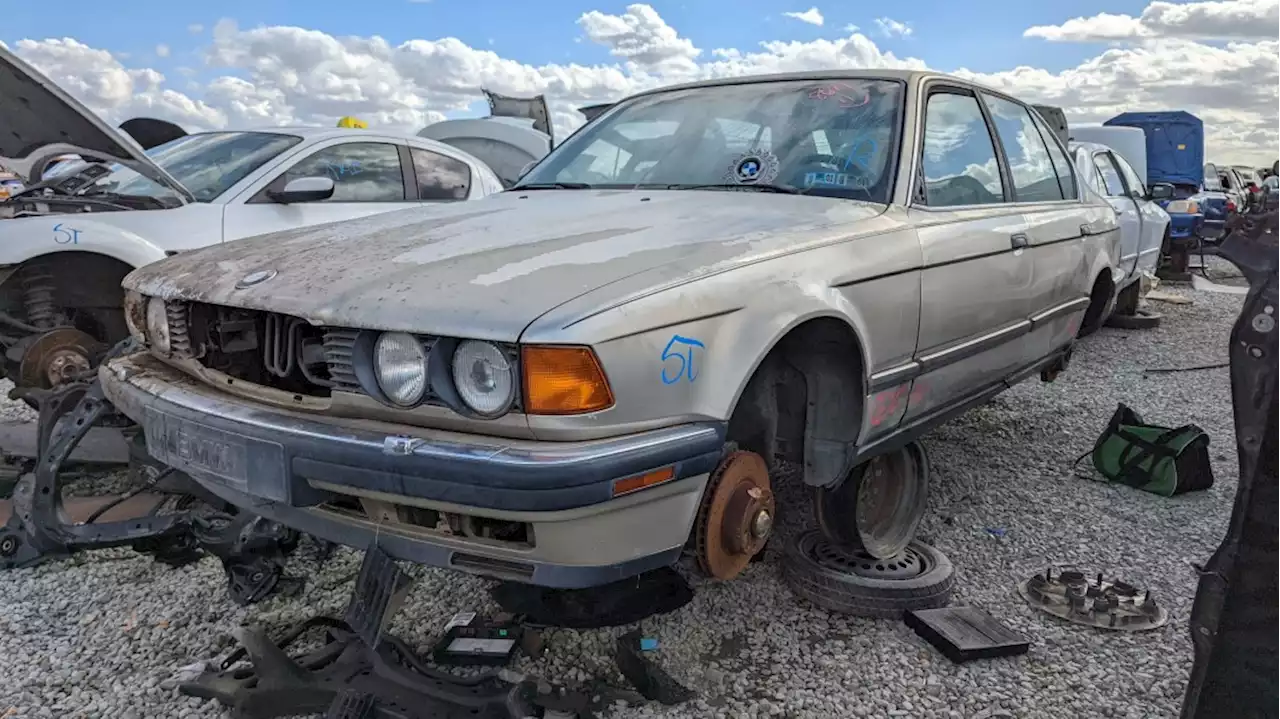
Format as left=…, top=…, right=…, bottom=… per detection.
left=278, top=143, right=405, bottom=202
left=1111, top=153, right=1146, bottom=197
left=980, top=94, right=1064, bottom=202
left=411, top=148, right=471, bottom=201
left=1033, top=113, right=1077, bottom=200
left=1092, top=153, right=1128, bottom=197
left=919, top=91, right=1005, bottom=207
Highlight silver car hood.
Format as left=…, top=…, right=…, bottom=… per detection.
left=0, top=44, right=193, bottom=201
left=124, top=189, right=887, bottom=341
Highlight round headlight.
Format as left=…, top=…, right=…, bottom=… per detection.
left=451, top=340, right=515, bottom=417
left=374, top=332, right=428, bottom=406
left=145, top=297, right=170, bottom=355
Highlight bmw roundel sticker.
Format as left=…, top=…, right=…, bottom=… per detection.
left=724, top=149, right=780, bottom=185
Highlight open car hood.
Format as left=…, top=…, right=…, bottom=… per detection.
left=0, top=44, right=193, bottom=202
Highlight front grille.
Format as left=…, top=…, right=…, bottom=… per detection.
left=165, top=301, right=193, bottom=359
left=164, top=301, right=343, bottom=398
left=322, top=328, right=360, bottom=391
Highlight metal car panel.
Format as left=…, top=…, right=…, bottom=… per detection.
left=903, top=205, right=1033, bottom=419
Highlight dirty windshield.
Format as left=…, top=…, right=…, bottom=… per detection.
left=80, top=131, right=303, bottom=203
left=518, top=78, right=904, bottom=202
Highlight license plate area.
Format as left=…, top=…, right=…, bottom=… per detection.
left=144, top=408, right=287, bottom=500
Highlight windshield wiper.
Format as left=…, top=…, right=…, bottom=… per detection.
left=664, top=183, right=804, bottom=194
left=513, top=182, right=593, bottom=190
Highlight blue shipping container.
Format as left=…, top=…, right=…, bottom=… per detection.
left=1104, top=111, right=1204, bottom=189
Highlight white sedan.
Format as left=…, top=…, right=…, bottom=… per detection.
left=1070, top=140, right=1171, bottom=318
left=0, top=43, right=550, bottom=391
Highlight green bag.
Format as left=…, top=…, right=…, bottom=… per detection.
left=1082, top=403, right=1215, bottom=497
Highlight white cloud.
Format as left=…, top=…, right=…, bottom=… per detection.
left=6, top=2, right=1276, bottom=165
left=843, top=24, right=860, bottom=33
left=782, top=7, right=825, bottom=26
left=1026, top=0, right=1279, bottom=42
left=155, top=43, right=170, bottom=58
left=875, top=17, right=913, bottom=37
left=187, top=24, right=204, bottom=35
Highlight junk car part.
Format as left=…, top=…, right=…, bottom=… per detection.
left=1180, top=207, right=1278, bottom=718
left=0, top=373, right=308, bottom=605
left=182, top=543, right=599, bottom=719
left=693, top=449, right=775, bottom=580
left=1017, top=568, right=1168, bottom=631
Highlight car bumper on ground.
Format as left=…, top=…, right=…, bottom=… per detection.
left=100, top=352, right=726, bottom=588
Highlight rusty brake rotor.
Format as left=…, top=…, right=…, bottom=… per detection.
left=18, top=327, right=104, bottom=389
left=695, top=450, right=775, bottom=580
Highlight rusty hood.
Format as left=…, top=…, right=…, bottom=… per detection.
left=124, top=189, right=887, bottom=341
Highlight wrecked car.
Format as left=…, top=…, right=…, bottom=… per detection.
left=102, top=70, right=1119, bottom=588
left=1070, top=139, right=1171, bottom=320
left=0, top=45, right=551, bottom=395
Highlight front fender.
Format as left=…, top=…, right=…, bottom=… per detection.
left=0, top=216, right=168, bottom=270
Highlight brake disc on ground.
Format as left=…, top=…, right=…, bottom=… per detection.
left=1017, top=568, right=1168, bottom=631
left=695, top=450, right=775, bottom=580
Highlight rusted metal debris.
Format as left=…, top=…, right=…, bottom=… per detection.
left=1017, top=568, right=1168, bottom=631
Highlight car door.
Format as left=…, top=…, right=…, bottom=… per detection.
left=978, top=92, right=1091, bottom=364
left=1091, top=150, right=1143, bottom=282
left=901, top=86, right=1035, bottom=424
left=222, top=140, right=416, bottom=241
left=1110, top=150, right=1166, bottom=278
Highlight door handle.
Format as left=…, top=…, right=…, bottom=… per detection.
left=1010, top=233, right=1029, bottom=250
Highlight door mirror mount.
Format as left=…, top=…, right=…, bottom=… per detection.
left=267, top=176, right=335, bottom=204
left=1148, top=183, right=1175, bottom=201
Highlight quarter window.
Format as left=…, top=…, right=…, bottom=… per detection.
left=981, top=94, right=1063, bottom=202
left=279, top=143, right=406, bottom=202
left=920, top=91, right=1005, bottom=207
left=1093, top=154, right=1128, bottom=197
left=1032, top=113, right=1077, bottom=200
left=411, top=148, right=471, bottom=200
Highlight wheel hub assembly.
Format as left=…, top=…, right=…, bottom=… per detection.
left=18, top=327, right=104, bottom=389
left=696, top=450, right=775, bottom=580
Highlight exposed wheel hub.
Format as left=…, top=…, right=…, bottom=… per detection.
left=809, top=539, right=927, bottom=580
left=17, top=327, right=104, bottom=390
left=695, top=450, right=775, bottom=580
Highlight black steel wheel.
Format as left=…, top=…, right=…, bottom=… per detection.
left=813, top=442, right=929, bottom=559
left=782, top=530, right=954, bottom=618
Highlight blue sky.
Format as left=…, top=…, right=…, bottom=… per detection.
left=5, top=0, right=1157, bottom=78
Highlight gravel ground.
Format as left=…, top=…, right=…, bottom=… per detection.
left=0, top=281, right=1246, bottom=719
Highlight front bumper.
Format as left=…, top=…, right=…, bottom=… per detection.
left=101, top=352, right=726, bottom=588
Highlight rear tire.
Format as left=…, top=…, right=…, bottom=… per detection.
left=782, top=531, right=955, bottom=618
left=1077, top=275, right=1113, bottom=339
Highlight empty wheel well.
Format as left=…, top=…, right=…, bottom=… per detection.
left=1079, top=270, right=1115, bottom=337
left=0, top=252, right=135, bottom=341
left=726, top=317, right=866, bottom=488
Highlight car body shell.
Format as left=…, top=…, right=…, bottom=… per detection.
left=103, top=70, right=1121, bottom=587
left=0, top=127, right=507, bottom=274
left=1070, top=140, right=1169, bottom=292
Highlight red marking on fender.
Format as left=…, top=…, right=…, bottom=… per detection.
left=869, top=384, right=909, bottom=427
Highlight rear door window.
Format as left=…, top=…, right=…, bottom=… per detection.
left=981, top=94, right=1064, bottom=202
left=411, top=148, right=471, bottom=200
left=919, top=91, right=1006, bottom=207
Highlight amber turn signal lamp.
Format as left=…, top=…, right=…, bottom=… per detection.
left=612, top=465, right=675, bottom=497
left=521, top=345, right=615, bottom=415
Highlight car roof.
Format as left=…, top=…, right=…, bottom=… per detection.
left=1068, top=140, right=1113, bottom=155
left=177, top=126, right=483, bottom=164
left=615, top=69, right=992, bottom=103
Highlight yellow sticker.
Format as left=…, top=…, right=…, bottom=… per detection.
left=1177, top=144, right=1186, bottom=150
left=336, top=116, right=368, bottom=129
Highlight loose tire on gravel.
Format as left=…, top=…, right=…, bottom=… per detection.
left=782, top=530, right=955, bottom=618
